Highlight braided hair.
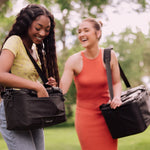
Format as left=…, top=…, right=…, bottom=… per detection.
left=1, top=4, right=60, bottom=85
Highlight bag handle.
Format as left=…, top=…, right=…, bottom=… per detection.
left=104, top=48, right=131, bottom=100
left=24, top=45, right=49, bottom=87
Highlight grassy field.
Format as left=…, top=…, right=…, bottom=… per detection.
left=1, top=122, right=150, bottom=150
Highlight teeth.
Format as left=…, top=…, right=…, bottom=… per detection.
left=36, top=37, right=42, bottom=40
left=82, top=38, right=87, bottom=42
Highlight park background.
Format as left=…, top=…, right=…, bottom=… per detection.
left=1, top=0, right=150, bottom=149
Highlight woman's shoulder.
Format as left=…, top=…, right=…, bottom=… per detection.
left=4, top=35, right=22, bottom=46
left=65, top=51, right=82, bottom=67
left=109, top=49, right=118, bottom=68
left=3, top=35, right=23, bottom=56
left=70, top=51, right=82, bottom=58
left=7, top=35, right=21, bottom=41
left=67, top=51, right=82, bottom=62
left=110, top=49, right=118, bottom=61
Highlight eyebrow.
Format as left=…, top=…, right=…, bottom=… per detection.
left=78, top=27, right=89, bottom=30
left=36, top=23, right=50, bottom=28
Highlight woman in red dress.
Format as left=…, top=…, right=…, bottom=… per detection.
left=60, top=18, right=122, bottom=150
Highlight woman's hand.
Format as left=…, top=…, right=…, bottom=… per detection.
left=46, top=77, right=57, bottom=87
left=108, top=97, right=122, bottom=109
left=35, top=82, right=49, bottom=98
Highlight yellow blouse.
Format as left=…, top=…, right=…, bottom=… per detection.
left=2, top=35, right=42, bottom=83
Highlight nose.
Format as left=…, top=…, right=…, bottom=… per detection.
left=79, top=31, right=85, bottom=36
left=78, top=32, right=84, bottom=39
left=39, top=29, right=46, bottom=37
left=78, top=31, right=86, bottom=40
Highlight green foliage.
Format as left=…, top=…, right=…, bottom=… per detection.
left=138, top=0, right=147, bottom=9
left=0, top=16, right=15, bottom=47
left=0, top=0, right=12, bottom=17
left=27, top=0, right=54, bottom=6
left=55, top=0, right=72, bottom=11
left=0, top=0, right=14, bottom=48
left=80, top=0, right=108, bottom=14
left=27, top=0, right=41, bottom=4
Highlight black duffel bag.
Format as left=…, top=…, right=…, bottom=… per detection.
left=100, top=48, right=150, bottom=139
left=1, top=44, right=66, bottom=130
left=2, top=87, right=66, bottom=130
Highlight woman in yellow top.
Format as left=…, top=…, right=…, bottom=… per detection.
left=0, top=4, right=59, bottom=150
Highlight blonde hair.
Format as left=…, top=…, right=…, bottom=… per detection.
left=97, top=20, right=103, bottom=30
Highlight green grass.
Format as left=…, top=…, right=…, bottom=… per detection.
left=0, top=133, right=8, bottom=150
left=118, top=126, right=150, bottom=150
left=1, top=123, right=150, bottom=150
left=44, top=125, right=80, bottom=150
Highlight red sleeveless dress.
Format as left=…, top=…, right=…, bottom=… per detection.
left=74, top=49, right=117, bottom=150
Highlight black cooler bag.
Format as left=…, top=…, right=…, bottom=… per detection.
left=100, top=85, right=150, bottom=139
left=100, top=48, right=150, bottom=139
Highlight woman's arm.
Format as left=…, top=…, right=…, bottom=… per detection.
left=59, top=56, right=75, bottom=94
left=0, top=49, right=48, bottom=97
left=109, top=50, right=122, bottom=109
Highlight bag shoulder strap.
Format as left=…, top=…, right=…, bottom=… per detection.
left=104, top=48, right=131, bottom=100
left=104, top=48, right=114, bottom=100
left=118, top=63, right=131, bottom=88
left=24, top=45, right=48, bottom=85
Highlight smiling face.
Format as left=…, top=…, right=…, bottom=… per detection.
left=28, top=15, right=50, bottom=45
left=78, top=21, right=101, bottom=48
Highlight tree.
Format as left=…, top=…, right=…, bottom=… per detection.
left=0, top=0, right=9, bottom=7
left=0, top=0, right=12, bottom=16
left=0, top=0, right=14, bottom=47
left=103, top=27, right=150, bottom=88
